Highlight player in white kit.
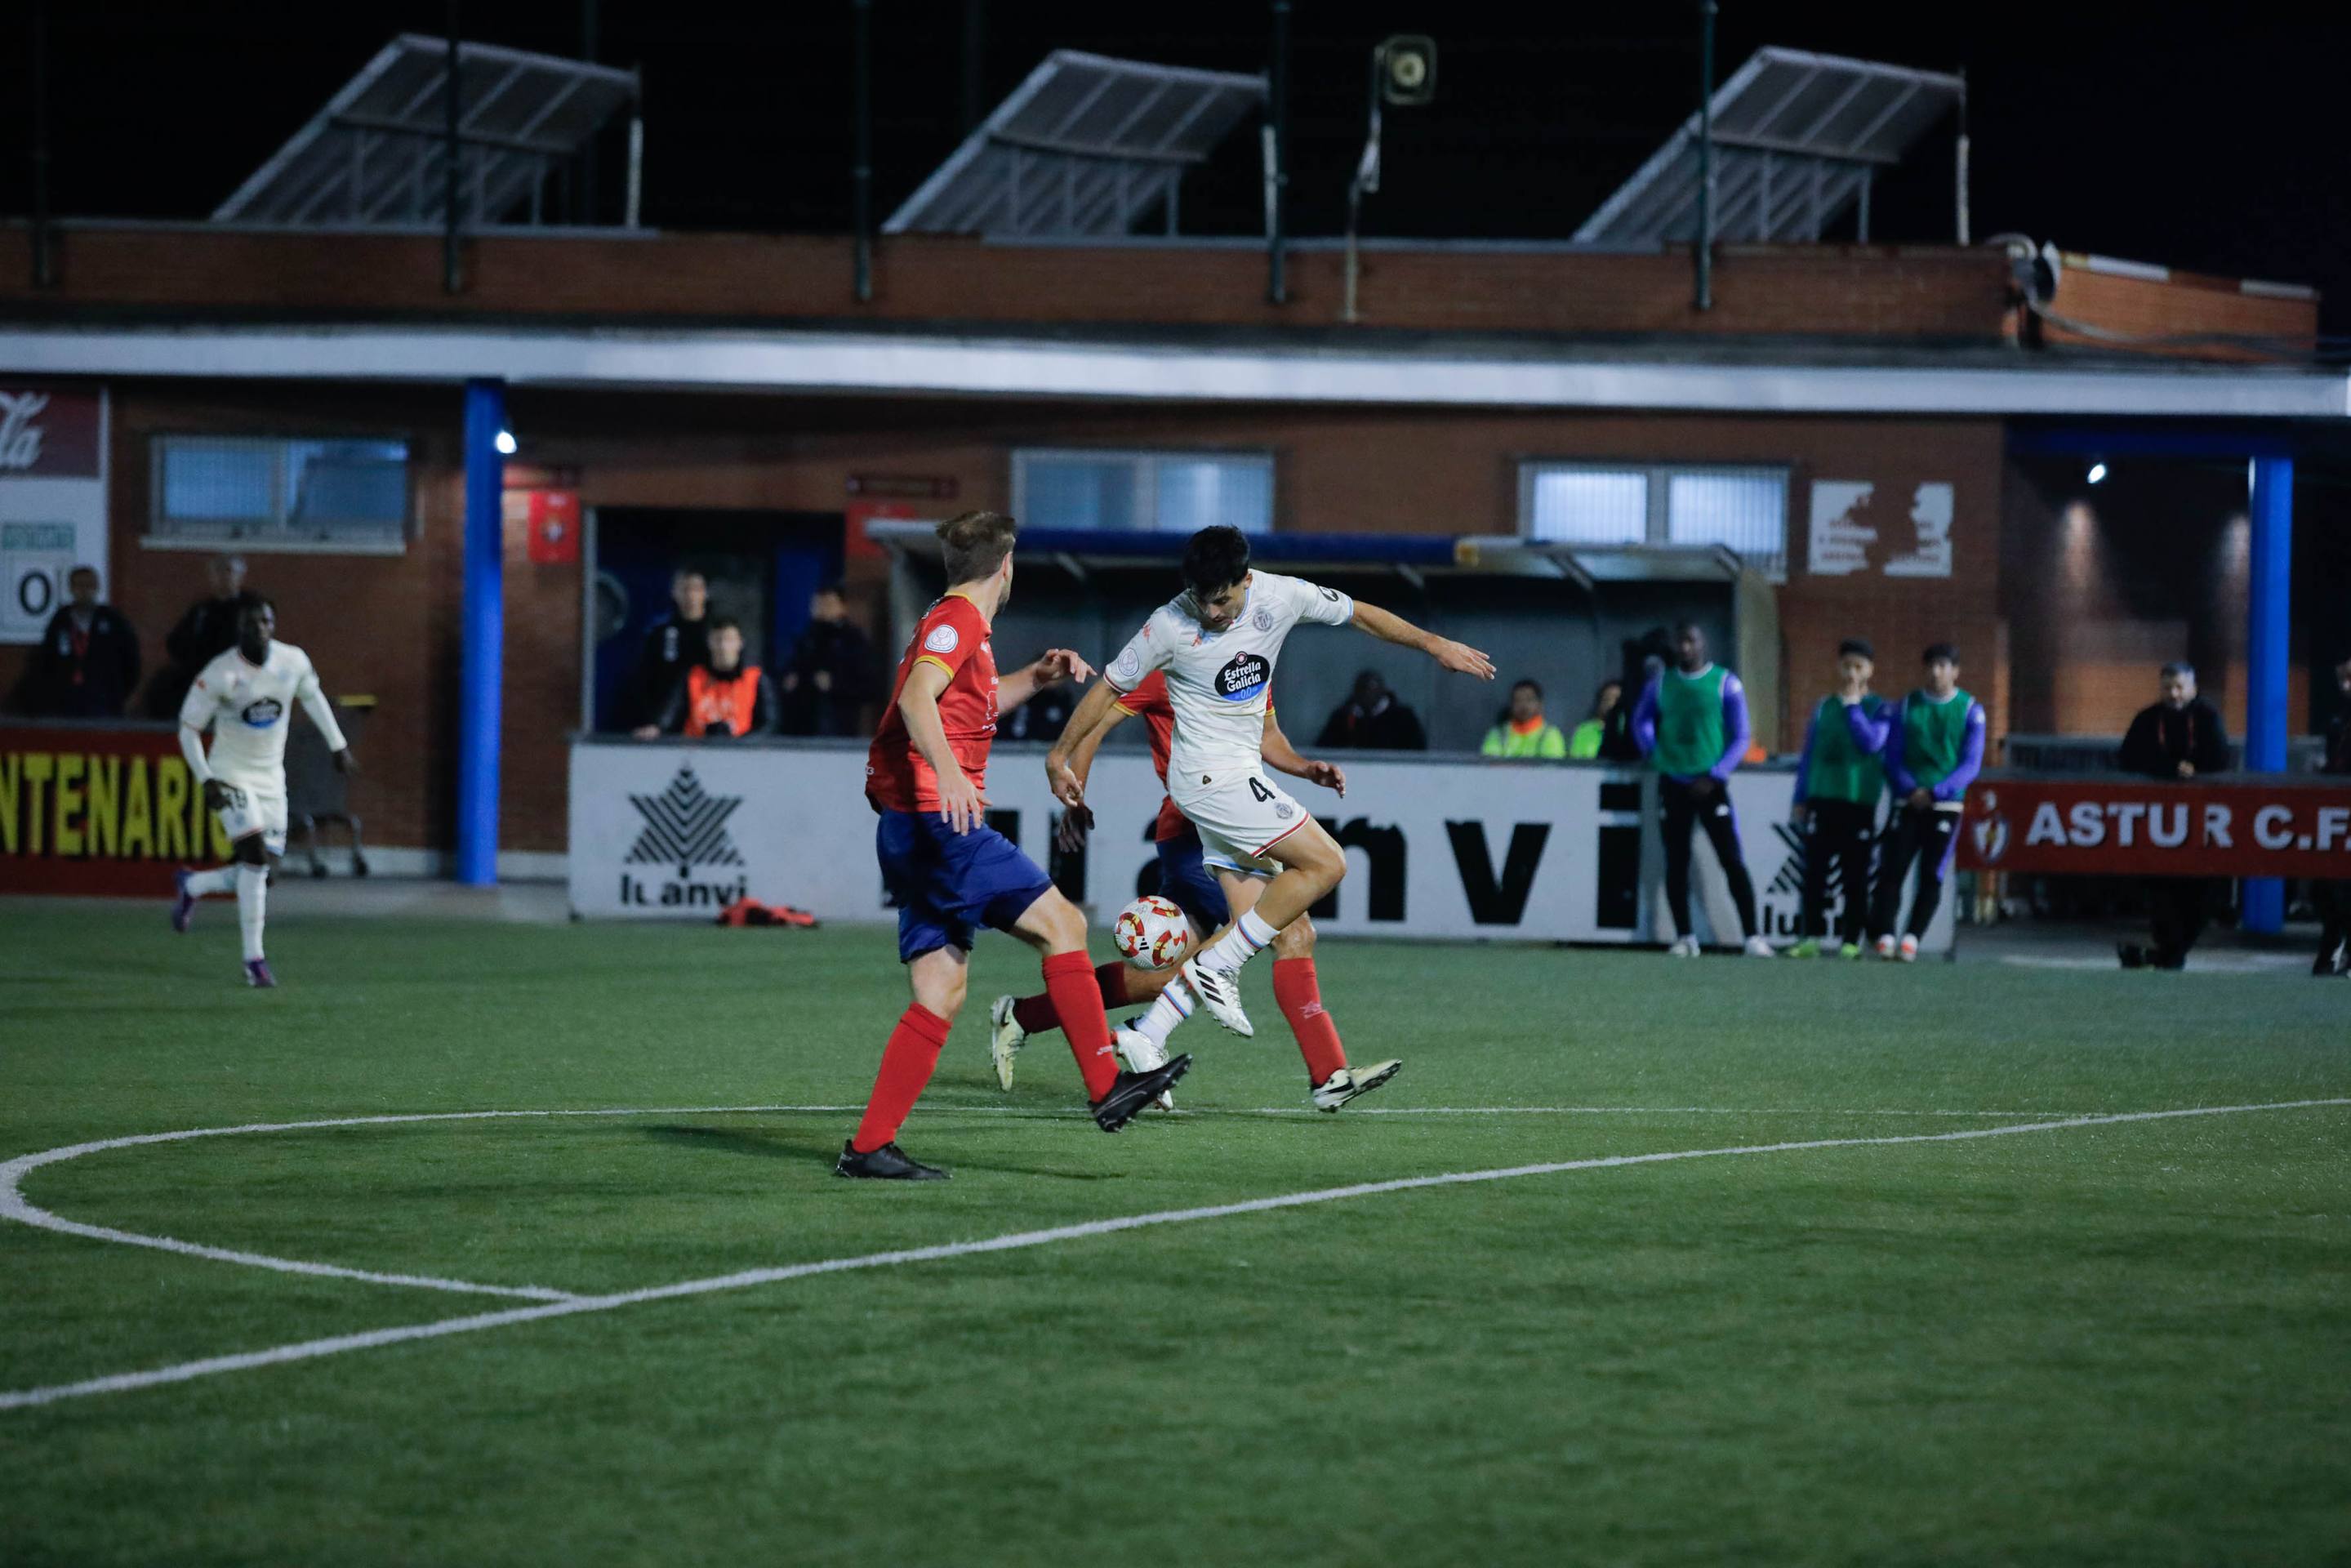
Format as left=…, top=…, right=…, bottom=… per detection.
left=1049, top=527, right=1492, bottom=1094
left=169, top=599, right=356, bottom=987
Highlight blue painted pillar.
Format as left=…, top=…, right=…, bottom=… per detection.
left=2242, top=454, right=2293, bottom=933
left=456, top=378, right=508, bottom=886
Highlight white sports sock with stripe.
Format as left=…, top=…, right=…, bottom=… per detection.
left=1197, top=909, right=1280, bottom=976
left=185, top=866, right=238, bottom=897
left=236, top=865, right=268, bottom=961
left=1130, top=978, right=1195, bottom=1048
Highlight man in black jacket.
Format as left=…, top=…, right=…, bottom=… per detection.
left=153, top=554, right=260, bottom=716
left=1316, top=670, right=1427, bottom=751
left=2314, top=654, right=2351, bottom=978
left=779, top=584, right=873, bottom=737
left=21, top=566, right=141, bottom=718
left=634, top=569, right=710, bottom=728
left=2117, top=662, right=2233, bottom=970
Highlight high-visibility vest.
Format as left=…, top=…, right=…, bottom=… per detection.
left=685, top=664, right=762, bottom=737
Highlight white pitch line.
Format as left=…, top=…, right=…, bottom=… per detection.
left=2, top=1097, right=2340, bottom=1413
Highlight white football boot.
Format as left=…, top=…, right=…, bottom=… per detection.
left=1114, top=1027, right=1176, bottom=1111
left=986, top=995, right=1025, bottom=1092
left=1874, top=934, right=1899, bottom=960
left=1667, top=935, right=1702, bottom=958
left=1311, top=1059, right=1402, bottom=1112
left=1743, top=934, right=1776, bottom=958
left=1897, top=934, right=1920, bottom=963
left=1178, top=957, right=1254, bottom=1037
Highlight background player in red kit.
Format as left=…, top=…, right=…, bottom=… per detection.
left=990, top=673, right=1377, bottom=1108
left=841, top=511, right=1191, bottom=1180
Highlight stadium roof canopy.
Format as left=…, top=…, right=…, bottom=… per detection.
left=1575, top=47, right=1964, bottom=245
left=213, top=35, right=638, bottom=229
left=885, top=51, right=1267, bottom=239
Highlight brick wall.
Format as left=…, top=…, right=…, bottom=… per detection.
left=1, top=228, right=2015, bottom=341
left=2039, top=260, right=2320, bottom=362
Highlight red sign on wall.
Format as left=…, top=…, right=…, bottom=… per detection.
left=524, top=489, right=581, bottom=564
left=1961, top=776, right=2351, bottom=879
left=1, top=724, right=231, bottom=897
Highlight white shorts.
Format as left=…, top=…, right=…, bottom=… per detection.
left=215, top=782, right=288, bottom=857
left=1171, top=768, right=1311, bottom=878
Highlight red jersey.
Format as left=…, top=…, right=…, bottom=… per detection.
left=1113, top=672, right=1187, bottom=842
left=866, top=595, right=999, bottom=813
left=1113, top=672, right=1275, bottom=843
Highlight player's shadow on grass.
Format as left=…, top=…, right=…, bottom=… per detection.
left=637, top=1123, right=1124, bottom=1180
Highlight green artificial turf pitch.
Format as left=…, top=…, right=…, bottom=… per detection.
left=2, top=905, right=2347, bottom=1566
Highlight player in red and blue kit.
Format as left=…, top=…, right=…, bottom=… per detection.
left=840, top=511, right=1192, bottom=1180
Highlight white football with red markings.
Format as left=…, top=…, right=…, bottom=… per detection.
left=1112, top=893, right=1192, bottom=971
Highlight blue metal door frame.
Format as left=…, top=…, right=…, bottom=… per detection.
left=2009, top=425, right=2296, bottom=932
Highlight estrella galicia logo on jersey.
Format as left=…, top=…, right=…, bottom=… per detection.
left=625, top=765, right=745, bottom=880
left=239, top=697, right=284, bottom=728
left=1213, top=652, right=1271, bottom=702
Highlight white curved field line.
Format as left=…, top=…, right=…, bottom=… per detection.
left=2, top=1097, right=2341, bottom=1412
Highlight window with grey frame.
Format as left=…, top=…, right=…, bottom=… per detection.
left=1012, top=449, right=1275, bottom=534
left=1518, top=461, right=1788, bottom=580
left=149, top=435, right=412, bottom=551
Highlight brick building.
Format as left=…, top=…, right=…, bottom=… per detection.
left=2, top=226, right=2343, bottom=872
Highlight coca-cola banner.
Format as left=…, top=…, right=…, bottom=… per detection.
left=0, top=386, right=110, bottom=645
left=1961, top=775, right=2351, bottom=878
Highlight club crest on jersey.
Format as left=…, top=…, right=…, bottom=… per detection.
left=922, top=623, right=960, bottom=655
left=1213, top=652, right=1271, bottom=702
left=1252, top=606, right=1275, bottom=632
left=1111, top=646, right=1142, bottom=683
left=240, top=697, right=284, bottom=728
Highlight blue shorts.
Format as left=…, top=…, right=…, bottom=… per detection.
left=1153, top=824, right=1231, bottom=933
left=876, top=808, right=1056, bottom=964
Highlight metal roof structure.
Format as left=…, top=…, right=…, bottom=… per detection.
left=1574, top=47, right=1963, bottom=245
left=214, top=36, right=639, bottom=229
left=885, top=51, right=1267, bottom=238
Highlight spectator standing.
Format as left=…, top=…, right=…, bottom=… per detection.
left=636, top=617, right=775, bottom=739
left=1631, top=621, right=1772, bottom=958
left=21, top=566, right=140, bottom=718
left=780, top=583, right=874, bottom=737
left=1316, top=670, right=1427, bottom=751
left=153, top=554, right=258, bottom=715
left=1482, top=679, right=1568, bottom=760
left=2313, top=654, right=2351, bottom=978
left=635, top=570, right=710, bottom=728
left=1567, top=679, right=1622, bottom=760
left=1856, top=644, right=1986, bottom=961
left=1787, top=639, right=1885, bottom=959
left=2117, top=662, right=2232, bottom=970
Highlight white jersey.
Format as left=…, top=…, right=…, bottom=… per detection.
left=1104, top=570, right=1355, bottom=783
left=180, top=641, right=345, bottom=791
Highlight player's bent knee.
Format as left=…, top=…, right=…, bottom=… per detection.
left=1273, top=914, right=1316, bottom=959
left=1011, top=887, right=1088, bottom=956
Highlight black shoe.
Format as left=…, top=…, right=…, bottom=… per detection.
left=1091, top=1054, right=1192, bottom=1132
left=2314, top=943, right=2349, bottom=978
left=835, top=1140, right=948, bottom=1180
left=2117, top=942, right=2148, bottom=970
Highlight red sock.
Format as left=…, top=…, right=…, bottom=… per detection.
left=1041, top=951, right=1120, bottom=1101
left=1272, top=956, right=1347, bottom=1086
left=852, top=1004, right=951, bottom=1153
left=1010, top=962, right=1133, bottom=1040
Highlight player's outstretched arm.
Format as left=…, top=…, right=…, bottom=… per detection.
left=1051, top=699, right=1133, bottom=847
left=899, top=661, right=985, bottom=834
left=1047, top=679, right=1127, bottom=807
left=997, top=648, right=1094, bottom=715
left=1263, top=709, right=1346, bottom=797
left=294, top=660, right=357, bottom=772
left=1349, top=600, right=1495, bottom=681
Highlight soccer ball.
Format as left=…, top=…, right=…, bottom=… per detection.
left=1113, top=894, right=1192, bottom=970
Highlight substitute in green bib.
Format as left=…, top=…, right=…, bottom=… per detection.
left=1847, top=643, right=1986, bottom=961
left=1630, top=622, right=1771, bottom=957
left=1481, top=679, right=1569, bottom=760
left=1788, top=638, right=1886, bottom=959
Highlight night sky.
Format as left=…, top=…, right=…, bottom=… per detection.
left=9, top=2, right=2348, bottom=332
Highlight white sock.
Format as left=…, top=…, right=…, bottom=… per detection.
left=1130, top=979, right=1195, bottom=1048
left=1199, top=909, right=1280, bottom=976
left=185, top=866, right=237, bottom=897
left=236, top=865, right=268, bottom=962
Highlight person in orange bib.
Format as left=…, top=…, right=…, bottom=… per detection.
left=637, top=617, right=777, bottom=739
